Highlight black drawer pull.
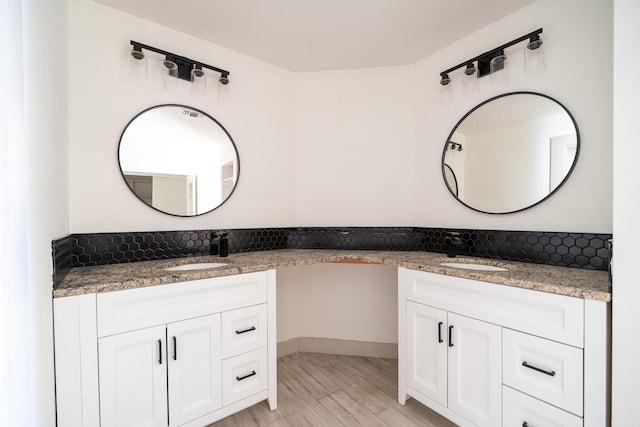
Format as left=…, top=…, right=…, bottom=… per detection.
left=236, top=370, right=257, bottom=381
left=448, top=325, right=454, bottom=347
left=235, top=326, right=256, bottom=335
left=158, top=340, right=162, bottom=365
left=438, top=322, right=443, bottom=343
left=522, top=361, right=556, bottom=377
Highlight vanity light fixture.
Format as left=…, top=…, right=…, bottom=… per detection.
left=489, top=49, right=509, bottom=85
left=128, top=41, right=231, bottom=88
left=190, top=64, right=207, bottom=95
left=527, top=34, right=543, bottom=50
left=464, top=63, right=477, bottom=76
left=462, top=62, right=480, bottom=93
left=130, top=44, right=145, bottom=60
left=489, top=50, right=507, bottom=73
left=161, top=58, right=179, bottom=89
left=524, top=33, right=547, bottom=74
left=127, top=44, right=148, bottom=80
left=439, top=28, right=543, bottom=85
left=448, top=142, right=463, bottom=151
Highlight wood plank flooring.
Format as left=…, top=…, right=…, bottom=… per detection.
left=209, top=352, right=456, bottom=427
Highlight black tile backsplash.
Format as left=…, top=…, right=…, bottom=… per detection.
left=72, top=230, right=213, bottom=266
left=52, top=235, right=73, bottom=288
left=52, top=227, right=612, bottom=286
left=443, top=230, right=610, bottom=270
left=287, top=227, right=426, bottom=251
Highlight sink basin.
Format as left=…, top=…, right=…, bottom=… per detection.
left=165, top=262, right=228, bottom=271
left=439, top=262, right=508, bottom=272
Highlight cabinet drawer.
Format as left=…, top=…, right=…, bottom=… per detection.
left=97, top=271, right=268, bottom=337
left=503, top=329, right=583, bottom=416
left=503, top=386, right=583, bottom=427
left=222, top=348, right=268, bottom=407
left=405, top=269, right=584, bottom=347
left=221, top=304, right=268, bottom=359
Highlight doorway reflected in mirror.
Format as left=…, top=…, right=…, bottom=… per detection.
left=442, top=92, right=579, bottom=214
left=118, top=105, right=240, bottom=216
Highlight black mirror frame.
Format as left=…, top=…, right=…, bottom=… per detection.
left=443, top=163, right=459, bottom=197
left=117, top=104, right=241, bottom=217
left=441, top=91, right=580, bottom=215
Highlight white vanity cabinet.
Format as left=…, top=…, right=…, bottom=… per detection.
left=398, top=268, right=609, bottom=427
left=53, top=270, right=277, bottom=427
left=98, top=325, right=170, bottom=427
left=406, top=300, right=501, bottom=426
left=98, top=315, right=222, bottom=427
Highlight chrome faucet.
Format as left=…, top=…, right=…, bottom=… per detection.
left=210, top=232, right=229, bottom=257
left=445, top=232, right=463, bottom=258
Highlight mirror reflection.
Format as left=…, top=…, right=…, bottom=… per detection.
left=442, top=92, right=579, bottom=214
left=118, top=105, right=239, bottom=216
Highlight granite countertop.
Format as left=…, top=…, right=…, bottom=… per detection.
left=53, top=249, right=611, bottom=301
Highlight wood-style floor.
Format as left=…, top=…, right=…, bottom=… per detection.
left=210, top=352, right=456, bottom=427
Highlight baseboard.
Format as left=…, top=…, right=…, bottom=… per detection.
left=277, top=338, right=300, bottom=357
left=278, top=337, right=397, bottom=359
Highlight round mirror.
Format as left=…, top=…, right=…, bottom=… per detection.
left=118, top=104, right=240, bottom=216
left=442, top=92, right=579, bottom=214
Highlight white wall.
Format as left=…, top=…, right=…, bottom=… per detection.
left=65, top=0, right=613, bottom=357
left=277, top=265, right=398, bottom=344
left=69, top=0, right=612, bottom=234
left=68, top=0, right=296, bottom=232
left=412, top=0, right=612, bottom=232
left=292, top=67, right=415, bottom=226
left=0, top=0, right=68, bottom=426
left=611, top=0, right=640, bottom=423
left=282, top=0, right=612, bottom=348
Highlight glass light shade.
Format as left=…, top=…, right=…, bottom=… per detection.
left=489, top=53, right=509, bottom=85
left=439, top=79, right=454, bottom=106
left=217, top=79, right=231, bottom=104
left=462, top=67, right=479, bottom=93
left=127, top=49, right=148, bottom=81
left=524, top=42, right=547, bottom=74
left=161, top=60, right=179, bottom=89
left=191, top=67, right=207, bottom=95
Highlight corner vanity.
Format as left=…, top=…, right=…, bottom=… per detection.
left=54, top=270, right=276, bottom=427
left=53, top=249, right=610, bottom=427
left=398, top=266, right=608, bottom=427
left=51, top=19, right=611, bottom=427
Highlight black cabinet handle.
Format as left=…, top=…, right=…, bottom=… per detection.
left=173, top=336, right=177, bottom=361
left=158, top=340, right=162, bottom=364
left=522, top=361, right=556, bottom=377
left=438, top=322, right=443, bottom=343
left=235, top=326, right=256, bottom=335
left=448, top=325, right=454, bottom=347
left=236, top=370, right=257, bottom=381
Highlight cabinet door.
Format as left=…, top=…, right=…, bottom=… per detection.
left=98, top=325, right=168, bottom=427
left=447, top=313, right=501, bottom=427
left=167, top=314, right=222, bottom=427
left=406, top=301, right=448, bottom=406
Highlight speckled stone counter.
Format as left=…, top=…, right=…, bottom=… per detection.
left=53, top=249, right=611, bottom=301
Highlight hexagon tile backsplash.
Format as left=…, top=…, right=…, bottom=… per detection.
left=52, top=227, right=611, bottom=288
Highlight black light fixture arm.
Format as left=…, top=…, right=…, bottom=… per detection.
left=131, top=40, right=230, bottom=83
left=440, top=28, right=542, bottom=80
